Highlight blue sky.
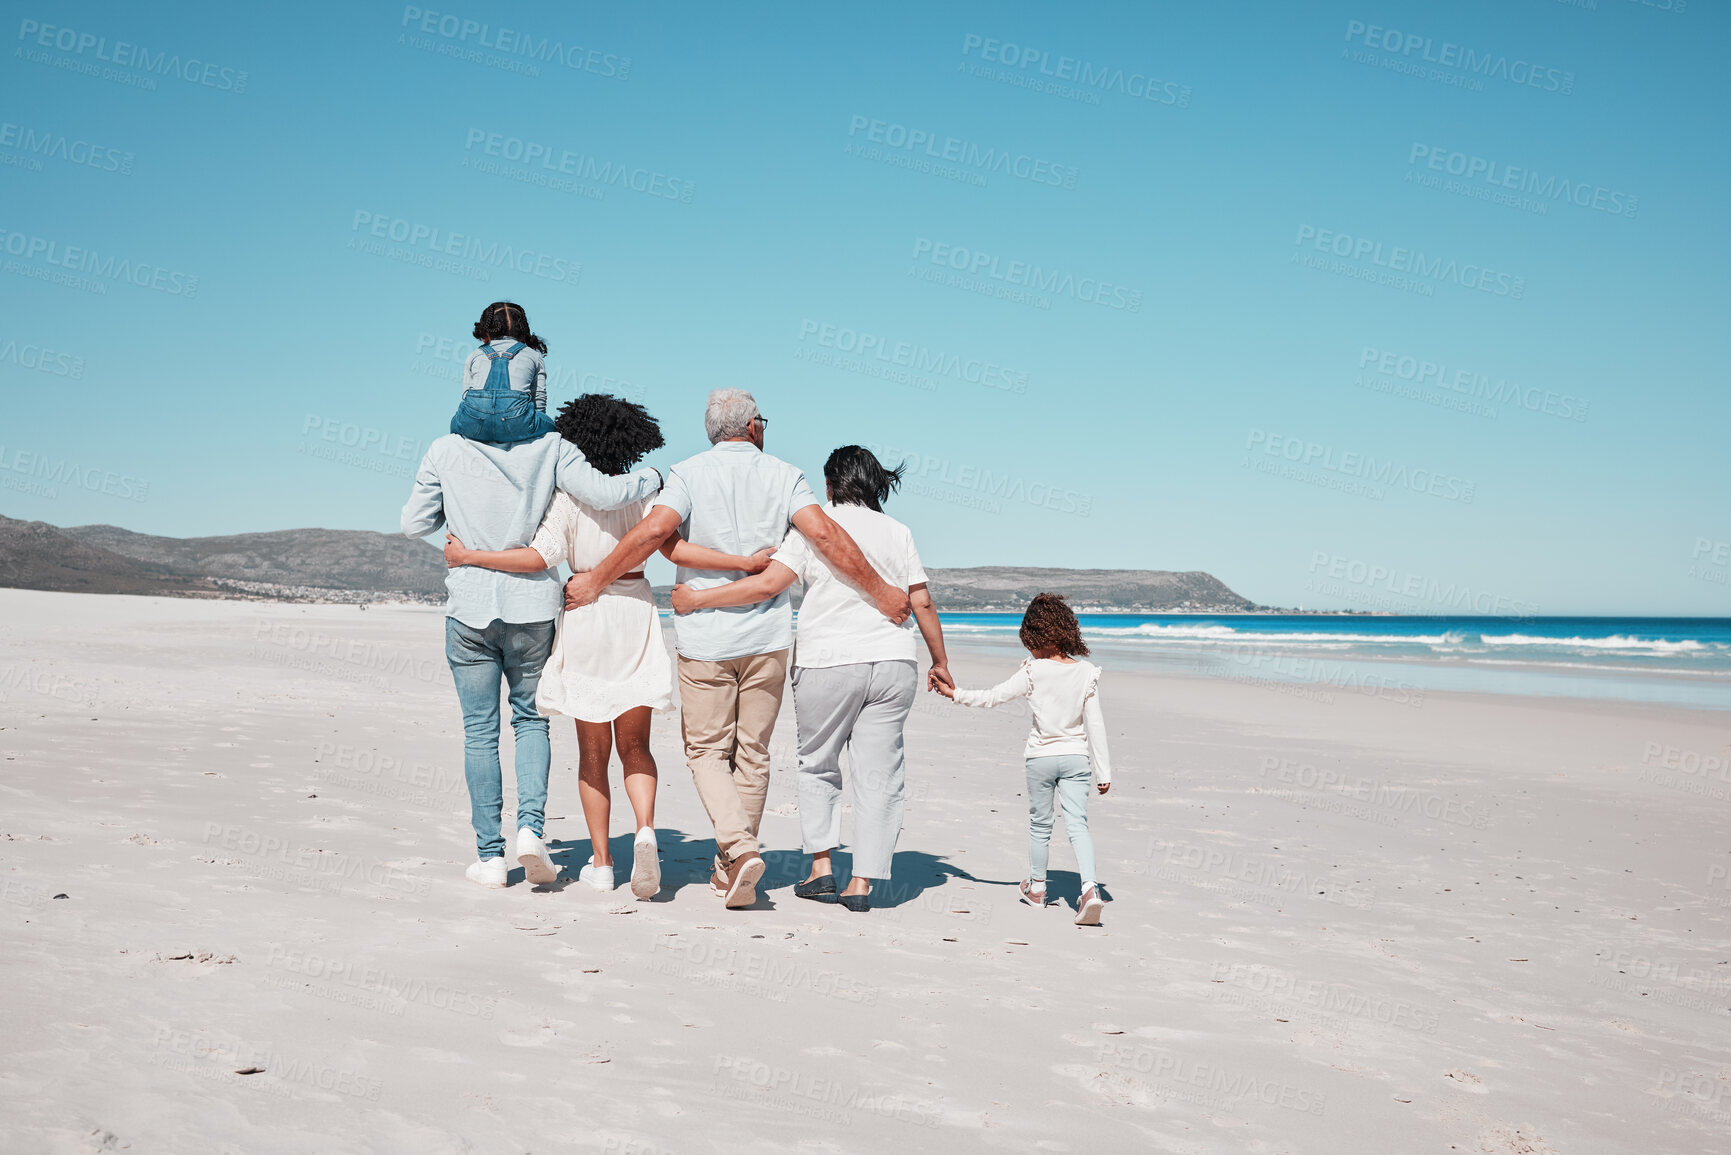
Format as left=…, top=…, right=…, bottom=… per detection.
left=2, top=0, right=1725, bottom=614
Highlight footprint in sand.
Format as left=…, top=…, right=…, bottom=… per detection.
left=1445, top=1069, right=1488, bottom=1093
left=1476, top=1123, right=1557, bottom=1154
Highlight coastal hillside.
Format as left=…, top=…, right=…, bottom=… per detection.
left=0, top=515, right=1259, bottom=611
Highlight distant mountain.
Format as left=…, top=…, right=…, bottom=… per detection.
left=63, top=523, right=446, bottom=597
left=916, top=566, right=1257, bottom=612
left=1, top=515, right=1260, bottom=611
left=0, top=515, right=214, bottom=597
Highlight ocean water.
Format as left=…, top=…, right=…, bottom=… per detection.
left=934, top=614, right=1731, bottom=711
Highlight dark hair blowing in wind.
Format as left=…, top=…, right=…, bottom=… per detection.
left=1018, top=593, right=1091, bottom=658
left=822, top=445, right=904, bottom=512
left=554, top=394, right=664, bottom=477
left=472, top=300, right=549, bottom=355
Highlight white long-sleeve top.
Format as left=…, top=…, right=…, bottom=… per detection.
left=952, top=658, right=1114, bottom=784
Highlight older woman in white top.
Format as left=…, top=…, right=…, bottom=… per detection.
left=670, top=446, right=950, bottom=911
left=446, top=395, right=770, bottom=899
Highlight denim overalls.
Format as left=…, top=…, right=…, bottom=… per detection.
left=450, top=341, right=558, bottom=445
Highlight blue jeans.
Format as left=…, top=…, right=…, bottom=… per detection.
left=445, top=617, right=556, bottom=860
left=1025, top=754, right=1096, bottom=886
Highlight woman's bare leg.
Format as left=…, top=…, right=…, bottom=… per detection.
left=612, top=707, right=657, bottom=830
left=575, top=719, right=615, bottom=866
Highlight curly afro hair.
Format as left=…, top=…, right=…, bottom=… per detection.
left=554, top=393, right=664, bottom=477
left=1018, top=592, right=1090, bottom=657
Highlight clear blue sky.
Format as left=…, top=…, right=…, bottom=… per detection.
left=3, top=0, right=1725, bottom=614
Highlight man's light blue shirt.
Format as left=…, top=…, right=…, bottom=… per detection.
left=654, top=440, right=818, bottom=661
left=401, top=432, right=660, bottom=628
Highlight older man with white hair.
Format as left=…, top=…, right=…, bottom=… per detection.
left=563, top=389, right=910, bottom=908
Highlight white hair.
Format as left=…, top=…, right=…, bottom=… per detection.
left=705, top=388, right=760, bottom=444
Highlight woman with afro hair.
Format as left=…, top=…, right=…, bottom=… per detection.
left=445, top=394, right=773, bottom=898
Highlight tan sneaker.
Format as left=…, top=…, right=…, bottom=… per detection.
left=722, top=852, right=765, bottom=909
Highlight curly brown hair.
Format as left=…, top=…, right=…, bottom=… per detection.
left=1018, top=592, right=1090, bottom=657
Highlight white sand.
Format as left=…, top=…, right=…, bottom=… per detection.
left=2, top=588, right=1729, bottom=1153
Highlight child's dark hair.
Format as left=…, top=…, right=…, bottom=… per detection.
left=823, top=445, right=904, bottom=512
left=472, top=301, right=549, bottom=355
left=554, top=394, right=664, bottom=476
left=1019, top=593, right=1090, bottom=657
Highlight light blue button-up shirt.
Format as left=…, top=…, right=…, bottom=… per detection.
left=654, top=440, right=818, bottom=661
left=401, top=432, right=661, bottom=628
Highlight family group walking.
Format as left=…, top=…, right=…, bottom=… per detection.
left=401, top=302, right=1115, bottom=924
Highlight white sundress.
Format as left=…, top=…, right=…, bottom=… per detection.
left=529, top=492, right=674, bottom=722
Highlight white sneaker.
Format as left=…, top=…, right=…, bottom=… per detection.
left=516, top=828, right=557, bottom=885
left=630, top=827, right=661, bottom=900
left=465, top=857, right=508, bottom=888
left=578, top=858, right=615, bottom=892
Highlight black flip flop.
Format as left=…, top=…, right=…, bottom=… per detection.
left=795, top=875, right=838, bottom=902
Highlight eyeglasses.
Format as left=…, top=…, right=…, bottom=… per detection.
left=754, top=415, right=769, bottom=427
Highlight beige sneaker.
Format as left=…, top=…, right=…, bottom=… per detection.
left=722, top=852, right=765, bottom=909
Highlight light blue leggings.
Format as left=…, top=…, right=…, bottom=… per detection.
left=1025, top=754, right=1096, bottom=886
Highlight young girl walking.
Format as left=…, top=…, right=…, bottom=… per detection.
left=934, top=593, right=1113, bottom=925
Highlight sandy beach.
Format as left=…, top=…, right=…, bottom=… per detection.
left=2, top=587, right=1729, bottom=1153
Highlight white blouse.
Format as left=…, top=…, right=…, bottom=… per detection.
left=528, top=491, right=651, bottom=575
left=953, top=658, right=1114, bottom=783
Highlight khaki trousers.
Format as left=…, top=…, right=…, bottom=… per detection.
left=677, top=649, right=789, bottom=862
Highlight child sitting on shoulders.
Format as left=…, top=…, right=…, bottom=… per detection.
left=934, top=592, right=1113, bottom=926
left=451, top=300, right=558, bottom=445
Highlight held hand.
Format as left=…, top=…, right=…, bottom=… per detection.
left=744, top=547, right=777, bottom=575
left=874, top=585, right=912, bottom=626
left=669, top=583, right=702, bottom=614
left=926, top=664, right=954, bottom=693
left=444, top=534, right=469, bottom=568
left=564, top=573, right=603, bottom=611
left=1097, top=782, right=1111, bottom=795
